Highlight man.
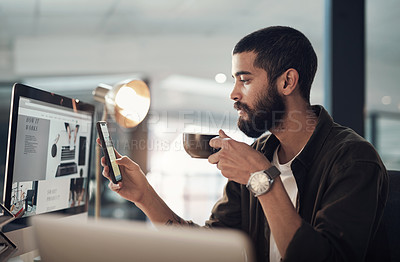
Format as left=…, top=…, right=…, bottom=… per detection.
left=100, top=26, right=388, bottom=262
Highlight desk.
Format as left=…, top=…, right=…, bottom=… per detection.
left=5, top=226, right=38, bottom=262
left=7, top=250, right=40, bottom=262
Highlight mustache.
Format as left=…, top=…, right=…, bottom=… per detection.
left=234, top=101, right=251, bottom=112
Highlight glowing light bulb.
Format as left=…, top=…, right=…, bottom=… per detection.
left=115, top=86, right=150, bottom=124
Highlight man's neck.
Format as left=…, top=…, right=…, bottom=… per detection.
left=271, top=105, right=317, bottom=164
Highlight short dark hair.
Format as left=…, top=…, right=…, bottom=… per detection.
left=233, top=26, right=317, bottom=104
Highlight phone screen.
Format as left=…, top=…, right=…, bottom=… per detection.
left=99, top=123, right=122, bottom=181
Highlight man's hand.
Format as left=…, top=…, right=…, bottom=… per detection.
left=97, top=138, right=150, bottom=205
left=208, top=130, right=272, bottom=185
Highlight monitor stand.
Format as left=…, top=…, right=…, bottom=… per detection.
left=0, top=231, right=17, bottom=261
left=4, top=226, right=37, bottom=258
left=0, top=203, right=18, bottom=261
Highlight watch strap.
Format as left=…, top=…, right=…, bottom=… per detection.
left=263, top=166, right=281, bottom=179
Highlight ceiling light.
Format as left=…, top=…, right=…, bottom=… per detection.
left=215, top=73, right=227, bottom=84
left=381, top=96, right=392, bottom=105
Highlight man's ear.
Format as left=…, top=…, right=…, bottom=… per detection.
left=279, top=68, right=299, bottom=96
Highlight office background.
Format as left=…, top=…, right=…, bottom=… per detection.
left=0, top=0, right=399, bottom=224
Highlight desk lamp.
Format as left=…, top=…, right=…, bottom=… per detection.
left=93, top=79, right=150, bottom=218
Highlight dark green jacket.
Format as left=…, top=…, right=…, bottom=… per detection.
left=205, top=105, right=388, bottom=262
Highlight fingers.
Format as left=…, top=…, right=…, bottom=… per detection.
left=101, top=157, right=113, bottom=181
left=208, top=150, right=220, bottom=164
left=115, top=156, right=130, bottom=166
left=209, top=135, right=225, bottom=149
left=115, top=156, right=138, bottom=170
left=208, top=130, right=232, bottom=164
left=210, top=137, right=221, bottom=149
left=103, top=155, right=138, bottom=181
left=209, top=129, right=232, bottom=148
left=96, top=137, right=102, bottom=147
left=209, top=133, right=234, bottom=151
left=114, top=148, right=122, bottom=158
left=108, top=181, right=121, bottom=192
left=218, top=129, right=230, bottom=138
left=102, top=166, right=111, bottom=180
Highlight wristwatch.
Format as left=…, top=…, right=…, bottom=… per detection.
left=246, top=166, right=281, bottom=197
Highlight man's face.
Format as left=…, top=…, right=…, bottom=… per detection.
left=231, top=52, right=286, bottom=138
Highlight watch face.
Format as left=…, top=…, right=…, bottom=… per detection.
left=250, top=172, right=270, bottom=193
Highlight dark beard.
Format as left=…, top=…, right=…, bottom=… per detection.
left=235, top=83, right=286, bottom=138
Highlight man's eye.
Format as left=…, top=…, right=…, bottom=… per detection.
left=240, top=79, right=250, bottom=83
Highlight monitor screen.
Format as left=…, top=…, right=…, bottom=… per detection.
left=3, top=83, right=94, bottom=230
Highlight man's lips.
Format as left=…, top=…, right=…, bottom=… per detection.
left=234, top=102, right=249, bottom=117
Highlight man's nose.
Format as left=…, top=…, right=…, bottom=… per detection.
left=230, top=82, right=242, bottom=101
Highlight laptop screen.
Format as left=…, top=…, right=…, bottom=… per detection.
left=3, top=83, right=94, bottom=226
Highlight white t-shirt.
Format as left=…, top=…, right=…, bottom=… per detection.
left=269, top=146, right=302, bottom=262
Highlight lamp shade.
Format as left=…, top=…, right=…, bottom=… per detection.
left=93, top=79, right=151, bottom=128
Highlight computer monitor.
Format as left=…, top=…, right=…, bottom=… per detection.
left=2, top=83, right=94, bottom=252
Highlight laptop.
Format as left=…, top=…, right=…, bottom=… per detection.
left=32, top=215, right=255, bottom=262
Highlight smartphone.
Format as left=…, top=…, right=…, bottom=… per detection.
left=96, top=121, right=122, bottom=184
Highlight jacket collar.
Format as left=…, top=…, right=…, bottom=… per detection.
left=295, top=105, right=334, bottom=170
left=258, top=105, right=334, bottom=201
left=260, top=105, right=334, bottom=168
